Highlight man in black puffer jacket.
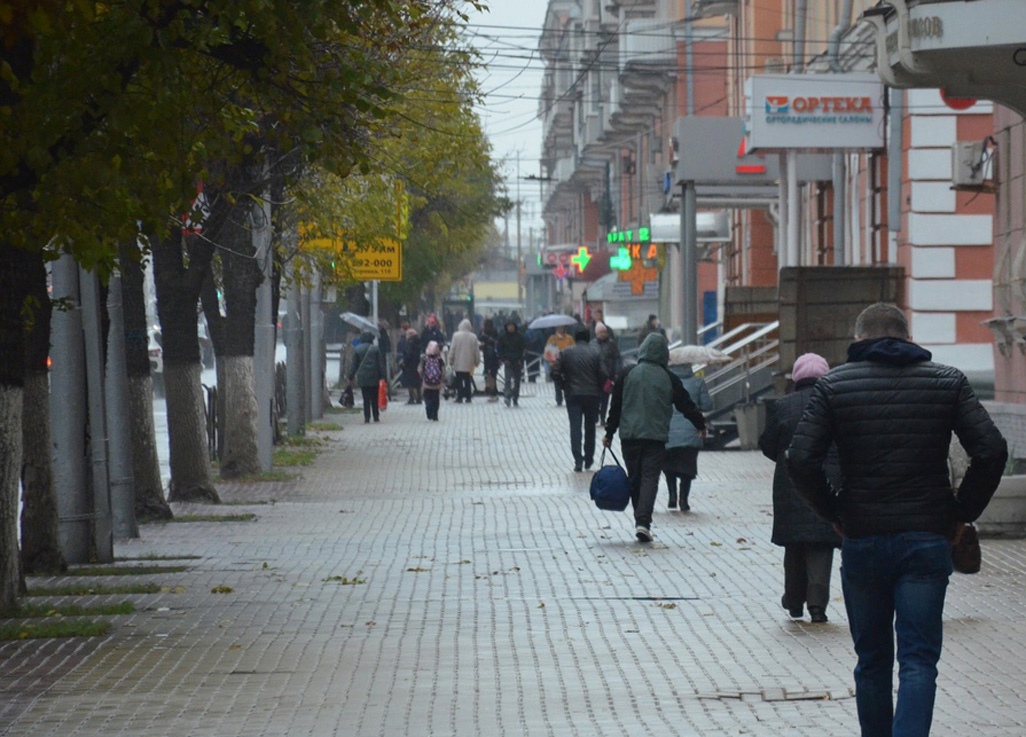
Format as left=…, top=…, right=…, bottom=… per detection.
left=787, top=303, right=1007, bottom=737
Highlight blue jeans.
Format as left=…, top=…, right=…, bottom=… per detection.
left=565, top=395, right=600, bottom=467
left=841, top=532, right=952, bottom=737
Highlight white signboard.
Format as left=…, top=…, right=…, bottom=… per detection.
left=747, top=74, right=886, bottom=151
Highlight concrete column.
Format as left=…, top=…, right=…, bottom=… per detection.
left=105, top=274, right=138, bottom=538
left=50, top=255, right=90, bottom=563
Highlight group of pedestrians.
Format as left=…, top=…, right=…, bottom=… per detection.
left=345, top=301, right=1009, bottom=737
left=600, top=303, right=1011, bottom=737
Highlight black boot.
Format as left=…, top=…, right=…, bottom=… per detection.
left=679, top=478, right=692, bottom=511
left=666, top=474, right=678, bottom=509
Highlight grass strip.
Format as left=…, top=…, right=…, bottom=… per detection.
left=1, top=601, right=135, bottom=619
left=273, top=448, right=317, bottom=467
left=66, top=565, right=189, bottom=577
left=119, top=554, right=203, bottom=561
left=26, top=583, right=162, bottom=597
left=169, top=514, right=257, bottom=523
left=308, top=422, right=342, bottom=432
left=0, top=620, right=112, bottom=641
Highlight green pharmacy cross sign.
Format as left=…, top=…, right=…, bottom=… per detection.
left=609, top=247, right=633, bottom=271
left=570, top=246, right=592, bottom=273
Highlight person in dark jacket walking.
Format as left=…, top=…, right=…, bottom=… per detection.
left=399, top=328, right=422, bottom=404
left=759, top=353, right=841, bottom=624
left=479, top=318, right=501, bottom=401
left=348, top=332, right=386, bottom=423
left=497, top=320, right=525, bottom=407
left=787, top=303, right=1007, bottom=737
left=595, top=322, right=621, bottom=425
left=421, top=314, right=446, bottom=352
left=603, top=333, right=706, bottom=542
left=554, top=327, right=607, bottom=472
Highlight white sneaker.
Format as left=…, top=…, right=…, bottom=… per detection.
left=635, top=526, right=653, bottom=543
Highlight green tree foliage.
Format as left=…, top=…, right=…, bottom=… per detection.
left=0, top=0, right=452, bottom=265
left=291, top=15, right=503, bottom=308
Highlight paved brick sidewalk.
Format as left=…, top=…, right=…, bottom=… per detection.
left=2, top=386, right=1026, bottom=736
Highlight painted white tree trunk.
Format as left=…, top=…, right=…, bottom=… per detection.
left=127, top=376, right=171, bottom=519
left=0, top=385, right=23, bottom=607
left=219, top=355, right=261, bottom=478
left=164, top=363, right=219, bottom=503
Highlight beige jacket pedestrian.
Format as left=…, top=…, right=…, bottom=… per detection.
left=447, top=319, right=481, bottom=372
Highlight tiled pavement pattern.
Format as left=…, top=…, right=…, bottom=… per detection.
left=3, top=379, right=1026, bottom=736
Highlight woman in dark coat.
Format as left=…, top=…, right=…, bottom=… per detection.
left=759, top=352, right=841, bottom=624
left=400, top=328, right=422, bottom=404
left=478, top=318, right=501, bottom=401
left=348, top=332, right=386, bottom=423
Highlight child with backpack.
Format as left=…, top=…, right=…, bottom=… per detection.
left=419, top=341, right=445, bottom=421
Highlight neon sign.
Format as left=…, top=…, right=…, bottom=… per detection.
left=606, top=227, right=650, bottom=244
left=570, top=246, right=592, bottom=273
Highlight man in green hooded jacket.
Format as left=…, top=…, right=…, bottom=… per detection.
left=603, top=333, right=707, bottom=542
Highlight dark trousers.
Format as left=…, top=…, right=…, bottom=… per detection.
left=554, top=379, right=565, bottom=406
left=423, top=388, right=440, bottom=420
left=360, top=385, right=379, bottom=422
left=599, top=393, right=610, bottom=423
left=782, top=544, right=834, bottom=612
left=503, top=362, right=521, bottom=402
left=565, top=395, right=600, bottom=467
left=455, top=371, right=473, bottom=402
left=621, top=440, right=666, bottom=529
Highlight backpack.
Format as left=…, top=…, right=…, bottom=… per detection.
left=423, top=355, right=442, bottom=385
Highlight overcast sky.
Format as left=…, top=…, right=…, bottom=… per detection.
left=466, top=0, right=551, bottom=241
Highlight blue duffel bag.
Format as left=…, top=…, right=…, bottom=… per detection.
left=589, top=447, right=630, bottom=511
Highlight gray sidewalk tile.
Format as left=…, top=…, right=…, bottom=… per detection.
left=2, top=389, right=1026, bottom=735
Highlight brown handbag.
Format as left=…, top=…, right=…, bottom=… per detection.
left=951, top=523, right=981, bottom=574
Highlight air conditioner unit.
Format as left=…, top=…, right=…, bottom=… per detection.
left=952, top=141, right=987, bottom=187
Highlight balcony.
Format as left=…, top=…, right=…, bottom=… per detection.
left=620, top=19, right=677, bottom=73
left=553, top=157, right=576, bottom=184
left=615, top=19, right=677, bottom=111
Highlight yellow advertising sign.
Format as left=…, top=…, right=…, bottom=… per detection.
left=340, top=237, right=403, bottom=281
left=305, top=233, right=404, bottom=282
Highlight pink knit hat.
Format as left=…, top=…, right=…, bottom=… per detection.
left=791, top=353, right=830, bottom=383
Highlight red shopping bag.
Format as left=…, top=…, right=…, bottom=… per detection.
left=378, top=379, right=388, bottom=411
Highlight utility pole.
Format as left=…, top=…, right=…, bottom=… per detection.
left=516, top=151, right=523, bottom=309
left=253, top=187, right=274, bottom=473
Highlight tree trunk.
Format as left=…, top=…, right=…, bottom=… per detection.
left=0, top=241, right=31, bottom=607
left=118, top=242, right=172, bottom=521
left=20, top=251, right=65, bottom=574
left=219, top=355, right=260, bottom=478
left=151, top=228, right=219, bottom=504
left=0, top=385, right=23, bottom=606
left=164, top=363, right=218, bottom=502
left=211, top=175, right=262, bottom=480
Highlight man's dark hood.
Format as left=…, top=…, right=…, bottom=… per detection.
left=847, top=337, right=931, bottom=366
